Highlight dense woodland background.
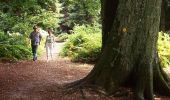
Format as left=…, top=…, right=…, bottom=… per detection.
left=0, top=0, right=170, bottom=68
left=0, top=0, right=102, bottom=62
left=0, top=0, right=170, bottom=99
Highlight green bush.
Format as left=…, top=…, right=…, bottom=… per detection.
left=61, top=25, right=101, bottom=62
left=0, top=32, right=32, bottom=61
left=0, top=44, right=32, bottom=60
left=73, top=24, right=101, bottom=35
left=57, top=33, right=69, bottom=41
left=62, top=27, right=170, bottom=66
left=0, top=32, right=30, bottom=45
left=157, top=32, right=170, bottom=67
left=0, top=32, right=8, bottom=43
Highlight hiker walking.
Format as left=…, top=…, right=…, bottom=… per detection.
left=45, top=28, right=55, bottom=61
left=29, top=25, right=42, bottom=61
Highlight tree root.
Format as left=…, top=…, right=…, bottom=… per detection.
left=159, top=65, right=170, bottom=83
left=154, top=72, right=170, bottom=96
left=79, top=87, right=87, bottom=100
left=154, top=62, right=170, bottom=96
left=63, top=79, right=84, bottom=89
left=63, top=78, right=134, bottom=100
left=63, top=81, right=116, bottom=99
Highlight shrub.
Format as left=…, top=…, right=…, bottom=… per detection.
left=57, top=33, right=69, bottom=41
left=0, top=31, right=40, bottom=61
left=0, top=44, right=32, bottom=61
left=157, top=32, right=170, bottom=67
left=73, top=24, right=101, bottom=35
left=62, top=27, right=170, bottom=66
left=0, top=32, right=8, bottom=43
left=61, top=25, right=101, bottom=62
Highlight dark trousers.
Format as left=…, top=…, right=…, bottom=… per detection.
left=31, top=45, right=38, bottom=60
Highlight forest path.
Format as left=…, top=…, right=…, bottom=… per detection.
left=0, top=42, right=93, bottom=100
left=0, top=42, right=170, bottom=100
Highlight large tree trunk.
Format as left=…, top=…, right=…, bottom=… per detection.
left=101, top=0, right=119, bottom=51
left=164, top=5, right=170, bottom=31
left=68, top=0, right=170, bottom=100
left=160, top=0, right=170, bottom=31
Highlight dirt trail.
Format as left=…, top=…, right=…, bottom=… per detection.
left=0, top=42, right=170, bottom=100
left=0, top=42, right=93, bottom=100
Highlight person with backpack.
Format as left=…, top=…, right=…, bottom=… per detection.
left=45, top=28, right=55, bottom=61
left=29, top=25, right=42, bottom=61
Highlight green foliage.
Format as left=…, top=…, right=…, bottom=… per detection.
left=37, top=0, right=61, bottom=12
left=0, top=32, right=29, bottom=46
left=157, top=32, right=170, bottom=67
left=0, top=32, right=32, bottom=60
left=57, top=33, right=69, bottom=41
left=0, top=31, right=47, bottom=61
left=0, top=32, right=8, bottom=43
left=0, top=0, right=62, bottom=61
left=0, top=0, right=61, bottom=33
left=37, top=38, right=46, bottom=56
left=61, top=25, right=101, bottom=62
left=0, top=44, right=32, bottom=60
left=59, top=0, right=101, bottom=30
left=73, top=24, right=101, bottom=34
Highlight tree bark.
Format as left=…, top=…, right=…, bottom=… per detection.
left=159, top=0, right=170, bottom=31
left=165, top=8, right=170, bottom=31
left=69, top=0, right=170, bottom=99
left=101, top=0, right=119, bottom=51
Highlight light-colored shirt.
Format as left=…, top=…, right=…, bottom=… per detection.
left=46, top=35, right=54, bottom=43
